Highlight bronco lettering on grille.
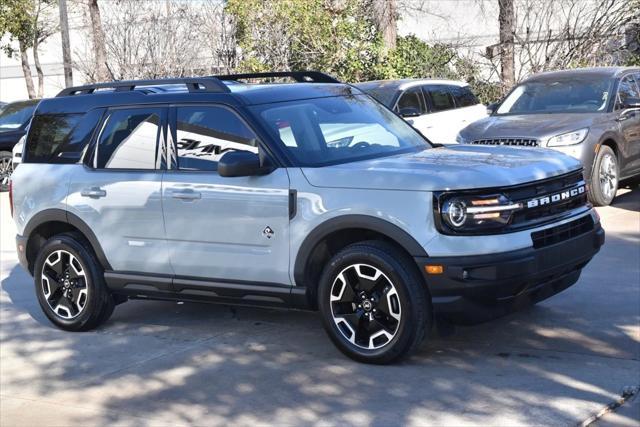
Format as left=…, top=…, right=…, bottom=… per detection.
left=526, top=185, right=585, bottom=209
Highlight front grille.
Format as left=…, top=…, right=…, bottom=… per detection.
left=531, top=215, right=594, bottom=248
left=507, top=170, right=587, bottom=228
left=471, top=138, right=539, bottom=147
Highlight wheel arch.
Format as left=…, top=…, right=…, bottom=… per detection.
left=23, top=209, right=111, bottom=274
left=293, top=215, right=428, bottom=309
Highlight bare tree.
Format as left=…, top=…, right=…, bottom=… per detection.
left=371, top=0, right=397, bottom=54
left=18, top=41, right=37, bottom=98
left=58, top=0, right=73, bottom=87
left=498, top=0, right=515, bottom=90
left=87, top=0, right=110, bottom=81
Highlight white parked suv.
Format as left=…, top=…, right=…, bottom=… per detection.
left=355, top=79, right=487, bottom=145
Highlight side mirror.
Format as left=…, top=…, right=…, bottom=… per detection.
left=398, top=107, right=421, bottom=118
left=218, top=150, right=274, bottom=177
left=622, top=97, right=640, bottom=109
left=486, top=102, right=499, bottom=115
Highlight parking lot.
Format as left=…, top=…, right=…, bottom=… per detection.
left=0, top=187, right=638, bottom=426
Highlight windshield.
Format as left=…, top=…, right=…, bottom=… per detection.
left=0, top=101, right=37, bottom=131
left=251, top=94, right=429, bottom=167
left=496, top=76, right=613, bottom=115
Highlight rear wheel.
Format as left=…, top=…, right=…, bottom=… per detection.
left=34, top=233, right=115, bottom=331
left=318, top=241, right=431, bottom=364
left=0, top=151, right=12, bottom=192
left=588, top=145, right=618, bottom=206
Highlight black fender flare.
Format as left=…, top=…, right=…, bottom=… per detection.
left=293, top=214, right=428, bottom=287
left=23, top=208, right=112, bottom=270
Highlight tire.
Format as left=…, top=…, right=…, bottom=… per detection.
left=317, top=240, right=431, bottom=364
left=0, top=151, right=12, bottom=192
left=588, top=145, right=619, bottom=206
left=33, top=232, right=115, bottom=331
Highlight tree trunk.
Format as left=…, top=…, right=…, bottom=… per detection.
left=498, top=0, right=515, bottom=91
left=58, top=0, right=74, bottom=87
left=33, top=39, right=44, bottom=98
left=372, top=0, right=397, bottom=54
left=88, top=0, right=110, bottom=82
left=19, top=41, right=37, bottom=99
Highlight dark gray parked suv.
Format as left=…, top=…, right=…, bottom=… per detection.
left=458, top=67, right=640, bottom=206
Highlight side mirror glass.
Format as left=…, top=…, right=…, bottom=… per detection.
left=486, top=102, right=499, bottom=115
left=398, top=107, right=421, bottom=118
left=218, top=150, right=274, bottom=177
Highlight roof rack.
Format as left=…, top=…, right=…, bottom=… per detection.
left=215, top=71, right=340, bottom=84
left=56, top=77, right=230, bottom=97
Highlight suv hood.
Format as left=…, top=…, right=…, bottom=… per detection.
left=301, top=145, right=582, bottom=191
left=460, top=113, right=600, bottom=142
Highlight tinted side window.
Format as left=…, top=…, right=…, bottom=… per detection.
left=425, top=86, right=455, bottom=112
left=616, top=75, right=640, bottom=109
left=450, top=85, right=480, bottom=107
left=175, top=106, right=258, bottom=171
left=396, top=87, right=425, bottom=114
left=96, top=108, right=162, bottom=169
left=25, top=109, right=104, bottom=164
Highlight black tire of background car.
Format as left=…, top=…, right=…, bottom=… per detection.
left=317, top=240, right=431, bottom=364
left=34, top=232, right=116, bottom=331
left=0, top=151, right=12, bottom=192
left=588, top=145, right=619, bottom=207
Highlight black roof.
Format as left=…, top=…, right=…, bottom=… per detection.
left=40, top=72, right=360, bottom=114
left=524, top=67, right=640, bottom=83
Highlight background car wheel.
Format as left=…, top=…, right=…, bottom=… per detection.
left=0, top=151, right=12, bottom=192
left=588, top=145, right=618, bottom=206
left=34, top=233, right=115, bottom=331
left=318, top=240, right=431, bottom=364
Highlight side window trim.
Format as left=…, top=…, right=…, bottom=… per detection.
left=167, top=102, right=272, bottom=173
left=90, top=105, right=168, bottom=171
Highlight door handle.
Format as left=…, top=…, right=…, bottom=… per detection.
left=81, top=187, right=106, bottom=198
left=170, top=189, right=201, bottom=200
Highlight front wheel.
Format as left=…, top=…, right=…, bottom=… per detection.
left=0, top=151, right=12, bottom=192
left=34, top=233, right=115, bottom=331
left=588, top=145, right=618, bottom=206
left=318, top=241, right=431, bottom=364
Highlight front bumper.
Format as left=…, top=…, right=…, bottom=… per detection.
left=415, top=221, right=604, bottom=323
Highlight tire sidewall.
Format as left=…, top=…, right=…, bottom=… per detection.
left=0, top=151, right=12, bottom=192
left=590, top=146, right=618, bottom=206
left=34, top=235, right=106, bottom=331
left=318, top=245, right=425, bottom=363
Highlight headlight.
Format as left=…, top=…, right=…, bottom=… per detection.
left=440, top=194, right=522, bottom=233
left=546, top=128, right=589, bottom=147
left=455, top=133, right=467, bottom=144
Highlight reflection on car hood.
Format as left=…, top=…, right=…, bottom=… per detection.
left=301, top=145, right=582, bottom=191
left=460, top=113, right=600, bottom=140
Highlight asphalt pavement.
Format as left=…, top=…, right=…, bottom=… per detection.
left=1, top=187, right=638, bottom=426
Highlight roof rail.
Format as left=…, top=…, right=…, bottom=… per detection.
left=56, top=77, right=230, bottom=97
left=215, top=71, right=341, bottom=84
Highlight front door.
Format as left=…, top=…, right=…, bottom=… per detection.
left=615, top=74, right=640, bottom=175
left=161, top=105, right=291, bottom=287
left=66, top=106, right=172, bottom=275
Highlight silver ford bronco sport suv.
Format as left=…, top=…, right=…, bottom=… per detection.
left=11, top=72, right=604, bottom=364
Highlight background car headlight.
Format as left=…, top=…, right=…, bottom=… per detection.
left=455, top=133, right=467, bottom=144
left=440, top=194, right=522, bottom=233
left=546, top=128, right=589, bottom=147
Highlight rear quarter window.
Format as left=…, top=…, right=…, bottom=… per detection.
left=24, top=109, right=104, bottom=163
left=451, top=86, right=480, bottom=107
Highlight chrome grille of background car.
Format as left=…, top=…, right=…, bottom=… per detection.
left=471, top=138, right=539, bottom=147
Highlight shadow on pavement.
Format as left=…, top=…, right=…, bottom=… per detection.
left=1, top=227, right=639, bottom=426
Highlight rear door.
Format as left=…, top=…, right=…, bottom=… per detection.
left=420, top=85, right=458, bottom=144
left=162, top=104, right=291, bottom=288
left=450, top=85, right=487, bottom=129
left=66, top=106, right=172, bottom=275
